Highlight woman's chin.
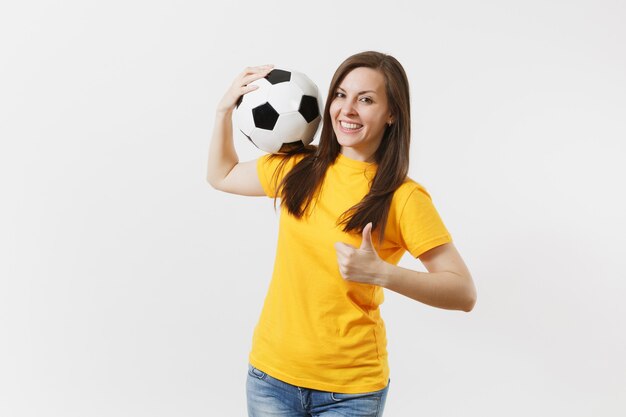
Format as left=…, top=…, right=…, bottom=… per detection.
left=335, top=134, right=361, bottom=148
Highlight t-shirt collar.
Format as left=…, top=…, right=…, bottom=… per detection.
left=335, top=152, right=378, bottom=172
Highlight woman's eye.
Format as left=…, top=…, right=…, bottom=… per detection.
left=333, top=92, right=371, bottom=103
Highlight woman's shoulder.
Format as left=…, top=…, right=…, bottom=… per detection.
left=394, top=177, right=432, bottom=200
left=257, top=150, right=314, bottom=197
left=389, top=177, right=437, bottom=215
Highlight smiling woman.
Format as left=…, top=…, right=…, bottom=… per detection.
left=207, top=50, right=476, bottom=417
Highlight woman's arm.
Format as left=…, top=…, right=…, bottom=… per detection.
left=206, top=109, right=264, bottom=196
left=335, top=224, right=476, bottom=312
left=206, top=65, right=273, bottom=196
left=379, top=242, right=477, bottom=312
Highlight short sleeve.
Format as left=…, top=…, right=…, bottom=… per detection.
left=256, top=153, right=306, bottom=198
left=398, top=185, right=453, bottom=258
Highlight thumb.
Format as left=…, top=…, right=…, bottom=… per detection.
left=360, top=222, right=375, bottom=251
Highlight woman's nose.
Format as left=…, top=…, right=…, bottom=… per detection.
left=341, top=99, right=357, bottom=115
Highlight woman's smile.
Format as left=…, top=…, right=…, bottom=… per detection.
left=338, top=120, right=364, bottom=133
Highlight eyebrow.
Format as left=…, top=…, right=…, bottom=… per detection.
left=337, top=86, right=378, bottom=95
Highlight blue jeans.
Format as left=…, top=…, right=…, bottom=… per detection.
left=246, top=363, right=390, bottom=416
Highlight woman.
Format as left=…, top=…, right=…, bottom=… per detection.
left=207, top=51, right=477, bottom=417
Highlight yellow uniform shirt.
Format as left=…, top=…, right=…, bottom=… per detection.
left=249, top=152, right=452, bottom=393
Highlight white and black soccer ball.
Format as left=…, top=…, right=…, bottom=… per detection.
left=234, top=68, right=323, bottom=154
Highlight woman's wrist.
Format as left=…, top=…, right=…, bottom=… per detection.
left=215, top=108, right=233, bottom=117
left=375, top=260, right=394, bottom=287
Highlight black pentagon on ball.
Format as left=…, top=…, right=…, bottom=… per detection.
left=252, top=102, right=280, bottom=130
left=299, top=95, right=320, bottom=123
left=265, top=69, right=291, bottom=84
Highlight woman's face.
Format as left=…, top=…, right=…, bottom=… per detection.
left=329, top=67, right=393, bottom=162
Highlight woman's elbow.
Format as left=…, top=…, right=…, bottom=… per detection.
left=462, top=283, right=477, bottom=312
left=206, top=176, right=223, bottom=191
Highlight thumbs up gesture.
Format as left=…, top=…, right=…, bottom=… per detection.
left=334, top=222, right=386, bottom=286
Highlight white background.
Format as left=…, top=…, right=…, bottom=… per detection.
left=1, top=0, right=625, bottom=416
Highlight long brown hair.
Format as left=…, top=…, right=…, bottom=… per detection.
left=269, top=51, right=411, bottom=244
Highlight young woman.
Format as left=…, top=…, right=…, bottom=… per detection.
left=207, top=51, right=477, bottom=417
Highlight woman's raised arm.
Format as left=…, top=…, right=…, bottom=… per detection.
left=206, top=65, right=273, bottom=196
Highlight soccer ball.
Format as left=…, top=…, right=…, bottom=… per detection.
left=234, top=68, right=323, bottom=154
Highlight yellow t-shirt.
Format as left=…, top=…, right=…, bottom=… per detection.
left=249, top=152, right=453, bottom=393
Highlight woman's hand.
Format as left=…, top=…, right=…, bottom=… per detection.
left=334, top=223, right=388, bottom=286
left=216, top=64, right=274, bottom=114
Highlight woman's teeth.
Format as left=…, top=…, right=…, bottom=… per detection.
left=340, top=121, right=363, bottom=130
